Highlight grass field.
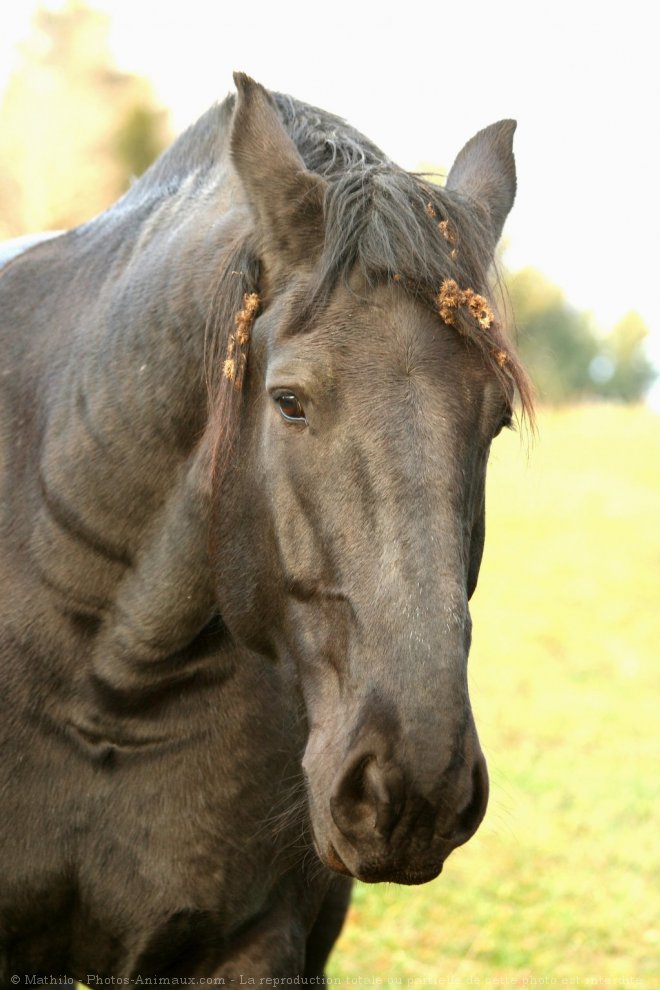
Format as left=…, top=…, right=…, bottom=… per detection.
left=327, top=405, right=660, bottom=990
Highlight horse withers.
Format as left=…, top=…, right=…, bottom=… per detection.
left=0, top=74, right=531, bottom=983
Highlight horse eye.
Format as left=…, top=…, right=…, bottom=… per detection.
left=276, top=391, right=306, bottom=423
left=493, top=411, right=513, bottom=438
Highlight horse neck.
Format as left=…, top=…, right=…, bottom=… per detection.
left=33, top=181, right=244, bottom=549
left=7, top=187, right=240, bottom=672
left=89, top=199, right=222, bottom=446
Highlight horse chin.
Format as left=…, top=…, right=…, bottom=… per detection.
left=313, top=830, right=445, bottom=886
left=358, top=864, right=443, bottom=886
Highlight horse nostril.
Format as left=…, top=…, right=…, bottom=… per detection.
left=364, top=759, right=405, bottom=838
left=330, top=754, right=367, bottom=833
left=330, top=754, right=405, bottom=842
left=452, top=754, right=489, bottom=846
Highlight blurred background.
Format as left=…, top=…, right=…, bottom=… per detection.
left=1, top=1, right=657, bottom=987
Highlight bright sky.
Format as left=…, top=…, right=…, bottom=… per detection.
left=2, top=0, right=659, bottom=369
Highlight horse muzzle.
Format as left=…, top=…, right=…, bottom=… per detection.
left=305, top=725, right=489, bottom=884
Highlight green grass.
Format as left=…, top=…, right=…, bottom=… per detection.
left=327, top=405, right=660, bottom=989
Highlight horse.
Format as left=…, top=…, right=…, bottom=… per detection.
left=0, top=73, right=532, bottom=984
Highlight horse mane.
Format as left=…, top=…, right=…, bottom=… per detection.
left=202, top=91, right=534, bottom=476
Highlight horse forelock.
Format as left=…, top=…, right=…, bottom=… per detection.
left=308, top=165, right=534, bottom=426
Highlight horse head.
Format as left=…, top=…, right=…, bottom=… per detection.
left=210, top=75, right=530, bottom=884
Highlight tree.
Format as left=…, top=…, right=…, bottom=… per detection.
left=506, top=267, right=656, bottom=404
left=594, top=312, right=656, bottom=402
left=0, top=0, right=169, bottom=238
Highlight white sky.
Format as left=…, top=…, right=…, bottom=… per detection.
left=2, top=0, right=659, bottom=366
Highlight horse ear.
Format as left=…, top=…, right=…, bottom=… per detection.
left=231, top=73, right=326, bottom=279
left=446, top=120, right=517, bottom=253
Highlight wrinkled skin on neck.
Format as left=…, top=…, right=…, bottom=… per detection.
left=212, top=280, right=509, bottom=883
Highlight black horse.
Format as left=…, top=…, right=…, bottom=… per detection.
left=0, top=74, right=532, bottom=984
